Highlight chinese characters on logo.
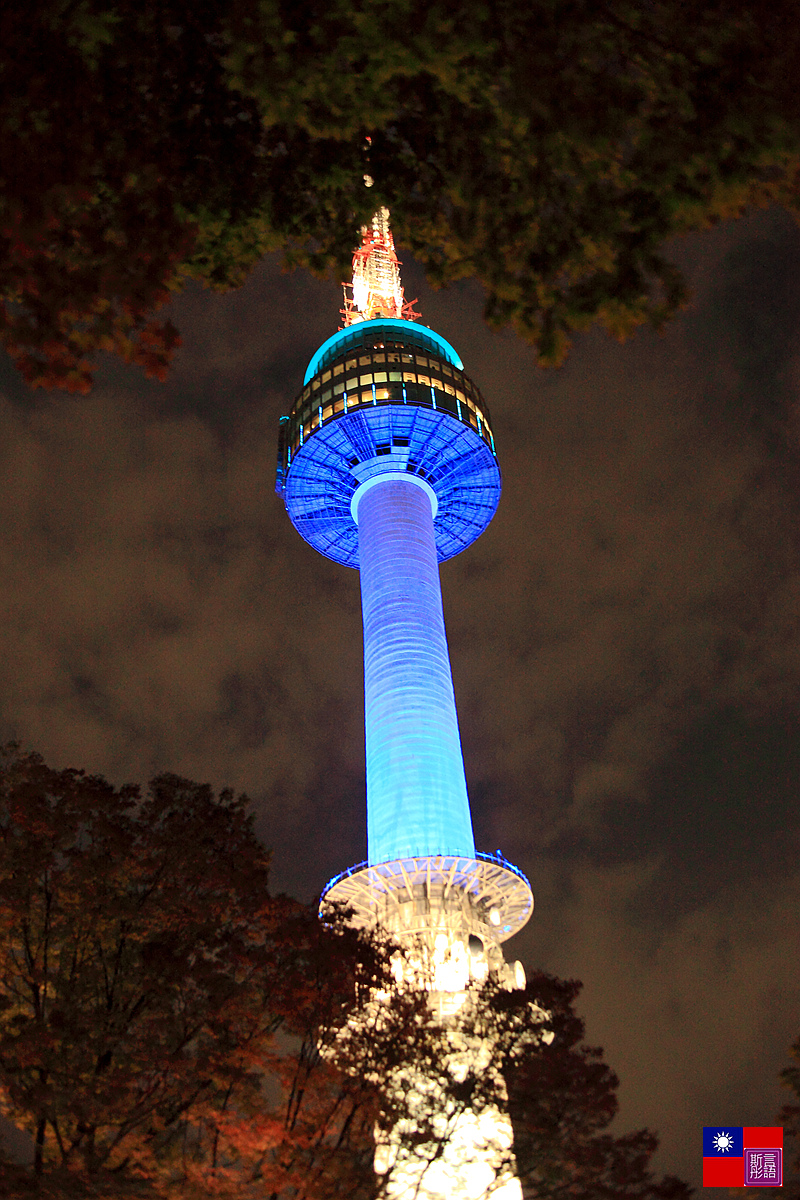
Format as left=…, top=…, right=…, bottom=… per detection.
left=745, top=1148, right=783, bottom=1187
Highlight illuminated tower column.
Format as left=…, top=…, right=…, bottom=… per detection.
left=276, top=209, right=538, bottom=1199
left=356, top=475, right=474, bottom=863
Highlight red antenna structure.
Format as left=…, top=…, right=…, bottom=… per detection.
left=342, top=207, right=419, bottom=326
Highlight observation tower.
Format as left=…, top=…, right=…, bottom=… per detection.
left=276, top=209, right=535, bottom=1198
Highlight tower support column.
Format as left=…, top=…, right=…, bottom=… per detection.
left=355, top=477, right=475, bottom=865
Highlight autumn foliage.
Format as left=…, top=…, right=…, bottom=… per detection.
left=2, top=0, right=800, bottom=389
left=1, top=184, right=186, bottom=395
left=0, top=2, right=265, bottom=392
left=0, top=746, right=391, bottom=1197
left=0, top=746, right=691, bottom=1200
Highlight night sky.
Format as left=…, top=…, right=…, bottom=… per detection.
left=2, top=205, right=799, bottom=1189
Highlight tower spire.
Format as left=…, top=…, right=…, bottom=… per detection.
left=342, top=207, right=418, bottom=325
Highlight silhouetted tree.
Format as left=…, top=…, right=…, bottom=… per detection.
left=0, top=745, right=397, bottom=1197
left=775, top=1036, right=800, bottom=1197
left=495, top=974, right=693, bottom=1200
left=0, top=745, right=691, bottom=1200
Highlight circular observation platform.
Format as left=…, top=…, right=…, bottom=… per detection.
left=320, top=851, right=533, bottom=946
left=275, top=319, right=501, bottom=568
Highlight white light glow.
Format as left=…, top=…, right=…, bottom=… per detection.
left=362, top=929, right=551, bottom=1200
left=379, top=1099, right=523, bottom=1200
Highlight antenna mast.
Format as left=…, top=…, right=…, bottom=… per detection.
left=342, top=207, right=419, bottom=326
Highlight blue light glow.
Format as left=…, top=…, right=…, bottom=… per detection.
left=358, top=477, right=475, bottom=863
left=283, top=407, right=501, bottom=568
left=303, top=319, right=464, bottom=385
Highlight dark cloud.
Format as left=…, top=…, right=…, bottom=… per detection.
left=2, top=210, right=800, bottom=1188
left=684, top=207, right=800, bottom=447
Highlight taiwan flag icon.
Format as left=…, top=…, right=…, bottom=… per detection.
left=702, top=1128, right=783, bottom=1186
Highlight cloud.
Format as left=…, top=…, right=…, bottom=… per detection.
left=440, top=253, right=800, bottom=854
left=529, top=857, right=800, bottom=1185
left=0, top=382, right=362, bottom=805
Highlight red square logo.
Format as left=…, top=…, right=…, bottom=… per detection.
left=703, top=1157, right=744, bottom=1187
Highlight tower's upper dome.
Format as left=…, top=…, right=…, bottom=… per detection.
left=276, top=319, right=501, bottom=568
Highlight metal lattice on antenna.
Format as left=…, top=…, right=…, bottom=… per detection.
left=342, top=206, right=420, bottom=326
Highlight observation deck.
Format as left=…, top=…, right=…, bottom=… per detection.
left=275, top=318, right=501, bottom=568
left=321, top=851, right=534, bottom=947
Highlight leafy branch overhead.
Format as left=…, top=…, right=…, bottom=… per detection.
left=1, top=0, right=799, bottom=389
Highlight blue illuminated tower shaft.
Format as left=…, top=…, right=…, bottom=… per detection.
left=357, top=478, right=474, bottom=864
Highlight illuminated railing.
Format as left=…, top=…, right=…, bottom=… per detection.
left=321, top=851, right=534, bottom=942
left=323, top=850, right=532, bottom=901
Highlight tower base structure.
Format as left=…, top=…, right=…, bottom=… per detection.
left=322, top=852, right=533, bottom=1001
left=374, top=1076, right=523, bottom=1200
left=322, top=855, right=536, bottom=1200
